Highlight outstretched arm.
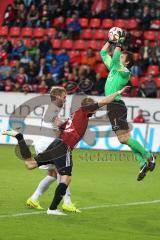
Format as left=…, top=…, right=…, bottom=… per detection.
left=98, top=86, right=130, bottom=108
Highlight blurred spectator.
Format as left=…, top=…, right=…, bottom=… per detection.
left=139, top=5, right=151, bottom=30
left=81, top=48, right=97, bottom=69
left=140, top=40, right=152, bottom=69
left=133, top=109, right=146, bottom=123
left=53, top=0, right=68, bottom=18
left=80, top=0, right=92, bottom=18
left=67, top=0, right=82, bottom=17
left=107, top=0, right=119, bottom=19
left=55, top=16, right=66, bottom=39
left=37, top=57, right=49, bottom=77
left=26, top=60, right=39, bottom=84
left=66, top=14, right=81, bottom=39
left=141, top=74, right=157, bottom=98
left=16, top=67, right=28, bottom=85
left=27, top=4, right=39, bottom=27
left=39, top=35, right=52, bottom=57
left=15, top=3, right=27, bottom=27
left=2, top=39, right=13, bottom=56
left=23, top=0, right=34, bottom=8
left=0, top=59, right=11, bottom=79
left=37, top=4, right=51, bottom=28
left=3, top=4, right=15, bottom=27
left=12, top=40, right=26, bottom=59
left=91, top=0, right=108, bottom=18
left=20, top=50, right=32, bottom=65
left=37, top=79, right=48, bottom=93
left=45, top=49, right=56, bottom=64
left=91, top=73, right=105, bottom=95
left=49, top=59, right=62, bottom=84
left=153, top=41, right=160, bottom=65
left=0, top=45, right=8, bottom=65
left=56, top=49, right=70, bottom=66
left=28, top=38, right=38, bottom=57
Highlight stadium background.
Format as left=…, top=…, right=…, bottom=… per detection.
left=0, top=1, right=160, bottom=240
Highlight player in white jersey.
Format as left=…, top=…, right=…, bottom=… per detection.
left=26, top=86, right=80, bottom=212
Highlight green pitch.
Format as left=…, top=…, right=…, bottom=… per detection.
left=0, top=145, right=160, bottom=240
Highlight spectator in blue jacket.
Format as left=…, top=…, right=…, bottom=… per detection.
left=49, top=59, right=61, bottom=84
left=56, top=49, right=70, bottom=66
left=66, top=14, right=81, bottom=39
left=12, top=40, right=26, bottom=59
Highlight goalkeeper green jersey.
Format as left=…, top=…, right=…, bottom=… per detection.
left=100, top=49, right=131, bottom=101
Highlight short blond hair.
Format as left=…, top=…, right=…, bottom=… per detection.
left=81, top=97, right=95, bottom=107
left=50, top=87, right=66, bottom=101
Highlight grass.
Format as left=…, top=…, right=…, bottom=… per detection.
left=0, top=145, right=160, bottom=240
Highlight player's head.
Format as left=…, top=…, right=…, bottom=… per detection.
left=50, top=87, right=67, bottom=108
left=81, top=97, right=96, bottom=113
left=120, top=51, right=134, bottom=69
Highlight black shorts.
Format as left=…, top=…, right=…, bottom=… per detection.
left=107, top=100, right=129, bottom=132
left=34, top=139, right=72, bottom=176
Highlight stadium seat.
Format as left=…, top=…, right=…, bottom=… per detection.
left=125, top=19, right=138, bottom=29
left=157, top=32, right=160, bottom=40
left=53, top=17, right=61, bottom=26
left=130, top=76, right=139, bottom=87
left=74, top=40, right=86, bottom=50
left=130, top=30, right=142, bottom=37
left=61, top=39, right=73, bottom=49
left=33, top=28, right=45, bottom=38
left=94, top=30, right=106, bottom=40
left=95, top=63, right=108, bottom=77
left=114, top=19, right=125, bottom=28
left=21, top=27, right=33, bottom=37
left=66, top=18, right=73, bottom=24
left=52, top=39, right=61, bottom=49
left=155, top=77, right=160, bottom=88
left=68, top=51, right=76, bottom=59
left=9, top=27, right=21, bottom=37
left=0, top=26, right=8, bottom=36
left=102, top=19, right=113, bottom=29
left=147, top=65, right=159, bottom=75
left=151, top=20, right=160, bottom=28
left=95, top=51, right=102, bottom=62
left=23, top=38, right=31, bottom=47
left=87, top=40, right=98, bottom=50
left=81, top=29, right=92, bottom=39
left=10, top=38, right=20, bottom=46
left=144, top=31, right=156, bottom=41
left=45, top=28, right=56, bottom=38
left=78, top=18, right=89, bottom=28
left=89, top=18, right=101, bottom=28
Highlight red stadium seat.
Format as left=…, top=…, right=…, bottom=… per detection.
left=130, top=76, right=139, bottom=87
left=147, top=65, right=159, bottom=75
left=0, top=26, right=8, bottom=36
left=33, top=28, right=45, bottom=38
left=130, top=30, right=142, bottom=37
left=125, top=19, right=138, bottom=29
left=78, top=18, right=89, bottom=28
left=114, top=19, right=125, bottom=28
left=52, top=39, right=61, bottom=49
left=157, top=32, right=160, bottom=40
left=45, top=28, right=56, bottom=38
left=68, top=51, right=76, bottom=59
left=102, top=19, right=113, bottom=29
left=94, top=30, right=106, bottom=40
left=61, top=39, right=73, bottom=49
left=66, top=18, right=73, bottom=24
left=155, top=77, right=160, bottom=88
left=10, top=38, right=20, bottom=46
left=74, top=40, right=86, bottom=50
left=53, top=17, right=61, bottom=26
left=89, top=18, right=101, bottom=28
left=95, top=51, right=102, bottom=62
left=95, top=63, right=108, bottom=77
left=151, top=20, right=160, bottom=28
left=144, top=31, right=156, bottom=41
left=23, top=38, right=31, bottom=47
left=21, top=27, right=33, bottom=37
left=139, top=77, right=148, bottom=84
left=87, top=40, right=98, bottom=50
left=9, top=27, right=21, bottom=37
left=81, top=29, right=92, bottom=39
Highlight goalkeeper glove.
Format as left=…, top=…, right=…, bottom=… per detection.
left=115, top=30, right=126, bottom=48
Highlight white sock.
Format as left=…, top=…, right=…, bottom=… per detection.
left=31, top=175, right=56, bottom=201
left=63, top=186, right=72, bottom=205
left=56, top=174, right=72, bottom=205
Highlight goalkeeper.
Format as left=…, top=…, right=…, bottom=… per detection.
left=100, top=30, right=155, bottom=181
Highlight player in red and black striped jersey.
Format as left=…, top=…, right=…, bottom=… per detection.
left=2, top=86, right=128, bottom=215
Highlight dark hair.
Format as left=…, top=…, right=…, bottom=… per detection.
left=122, top=51, right=134, bottom=69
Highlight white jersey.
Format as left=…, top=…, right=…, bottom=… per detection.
left=34, top=103, right=61, bottom=171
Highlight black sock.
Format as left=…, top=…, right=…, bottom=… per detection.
left=49, top=183, right=68, bottom=210
left=15, top=133, right=32, bottom=159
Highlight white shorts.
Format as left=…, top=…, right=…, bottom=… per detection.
left=34, top=137, right=56, bottom=171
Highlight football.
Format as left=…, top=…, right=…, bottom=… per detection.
left=108, top=27, right=123, bottom=42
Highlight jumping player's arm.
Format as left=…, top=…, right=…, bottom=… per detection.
left=100, top=41, right=112, bottom=71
